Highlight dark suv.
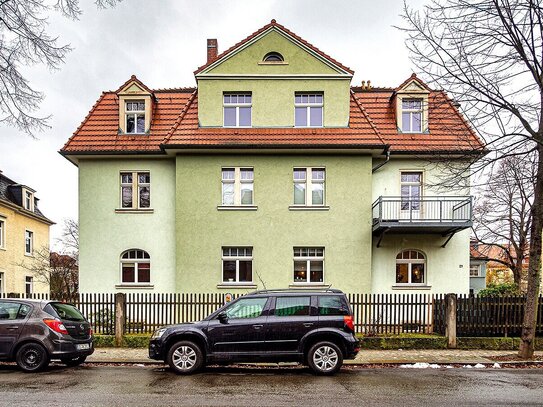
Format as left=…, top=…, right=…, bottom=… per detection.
left=149, top=289, right=359, bottom=375
left=0, top=299, right=94, bottom=372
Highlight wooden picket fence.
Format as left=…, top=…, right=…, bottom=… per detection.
left=2, top=292, right=542, bottom=337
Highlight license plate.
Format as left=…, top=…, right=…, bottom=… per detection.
left=76, top=343, right=91, bottom=350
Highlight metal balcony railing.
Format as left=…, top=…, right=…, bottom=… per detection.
left=372, top=196, right=473, bottom=227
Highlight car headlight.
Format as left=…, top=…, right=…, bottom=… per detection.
left=152, top=328, right=167, bottom=339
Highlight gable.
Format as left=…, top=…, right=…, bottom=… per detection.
left=200, top=28, right=349, bottom=76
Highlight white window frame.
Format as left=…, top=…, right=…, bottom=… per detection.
left=24, top=230, right=33, bottom=256
left=119, top=171, right=151, bottom=209
left=470, top=264, right=481, bottom=277
left=222, top=247, right=253, bottom=284
left=400, top=171, right=423, bottom=211
left=395, top=250, right=426, bottom=286
left=294, top=93, right=323, bottom=128
left=125, top=100, right=146, bottom=134
left=25, top=276, right=33, bottom=295
left=223, top=93, right=252, bottom=128
left=293, top=247, right=325, bottom=284
left=293, top=167, right=325, bottom=206
left=401, top=98, right=423, bottom=133
left=120, top=249, right=151, bottom=285
left=0, top=272, right=4, bottom=295
left=0, top=218, right=5, bottom=249
left=221, top=167, right=254, bottom=206
left=23, top=189, right=34, bottom=211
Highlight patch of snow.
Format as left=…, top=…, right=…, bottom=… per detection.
left=445, top=365, right=454, bottom=369
left=134, top=364, right=145, bottom=367
left=492, top=363, right=501, bottom=369
left=463, top=364, right=473, bottom=368
left=400, top=363, right=442, bottom=369
left=474, top=363, right=486, bottom=369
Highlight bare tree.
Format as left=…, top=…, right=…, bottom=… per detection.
left=401, top=0, right=543, bottom=358
left=473, top=154, right=535, bottom=288
left=17, top=218, right=79, bottom=298
left=0, top=0, right=120, bottom=136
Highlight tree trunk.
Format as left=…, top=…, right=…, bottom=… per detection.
left=518, top=145, right=543, bottom=358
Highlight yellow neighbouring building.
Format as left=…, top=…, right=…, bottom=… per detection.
left=0, top=170, right=53, bottom=295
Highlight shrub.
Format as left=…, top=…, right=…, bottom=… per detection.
left=478, top=283, right=521, bottom=297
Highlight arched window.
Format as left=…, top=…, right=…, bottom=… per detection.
left=396, top=250, right=425, bottom=285
left=263, top=52, right=284, bottom=62
left=121, top=249, right=150, bottom=284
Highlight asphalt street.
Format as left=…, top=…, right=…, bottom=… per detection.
left=0, top=364, right=542, bottom=406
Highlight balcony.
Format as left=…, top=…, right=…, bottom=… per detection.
left=372, top=196, right=472, bottom=245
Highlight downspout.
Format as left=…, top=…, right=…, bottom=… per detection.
left=372, top=147, right=390, bottom=173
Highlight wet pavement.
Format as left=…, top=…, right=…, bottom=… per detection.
left=0, top=364, right=542, bottom=406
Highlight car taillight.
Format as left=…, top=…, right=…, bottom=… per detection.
left=43, top=318, right=69, bottom=335
left=344, top=315, right=355, bottom=332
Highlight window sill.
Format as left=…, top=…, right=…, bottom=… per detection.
left=288, top=205, right=329, bottom=211
left=24, top=253, right=34, bottom=258
left=257, top=62, right=289, bottom=66
left=115, top=284, right=154, bottom=289
left=217, top=205, right=258, bottom=211
left=217, top=283, right=257, bottom=289
left=115, top=208, right=154, bottom=214
left=392, top=285, right=432, bottom=290
left=0, top=247, right=5, bottom=251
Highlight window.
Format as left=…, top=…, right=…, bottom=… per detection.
left=470, top=264, right=481, bottom=277
left=0, top=219, right=4, bottom=248
left=295, top=93, right=323, bottom=127
left=401, top=172, right=422, bottom=211
left=221, top=168, right=254, bottom=206
left=293, top=247, right=324, bottom=284
left=25, top=276, right=33, bottom=295
left=120, top=249, right=151, bottom=284
left=401, top=99, right=423, bottom=132
left=0, top=302, right=31, bottom=320
left=0, top=272, right=4, bottom=295
left=396, top=250, right=426, bottom=285
left=263, top=52, right=284, bottom=62
left=125, top=100, right=146, bottom=134
left=23, top=190, right=34, bottom=211
left=222, top=247, right=253, bottom=284
left=318, top=296, right=349, bottom=316
left=275, top=296, right=311, bottom=316
left=120, top=172, right=151, bottom=209
left=223, top=94, right=252, bottom=127
left=24, top=230, right=33, bottom=255
left=224, top=297, right=267, bottom=319
left=293, top=168, right=325, bottom=206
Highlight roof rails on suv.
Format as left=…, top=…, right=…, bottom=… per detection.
left=247, top=287, right=344, bottom=295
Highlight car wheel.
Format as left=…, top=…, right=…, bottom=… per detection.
left=16, top=343, right=50, bottom=372
left=61, top=356, right=87, bottom=367
left=307, top=341, right=343, bottom=375
left=166, top=341, right=204, bottom=374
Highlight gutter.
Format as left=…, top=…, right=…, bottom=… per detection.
left=372, top=147, right=391, bottom=173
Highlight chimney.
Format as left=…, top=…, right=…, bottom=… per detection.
left=207, top=39, right=218, bottom=63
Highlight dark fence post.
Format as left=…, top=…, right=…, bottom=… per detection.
left=115, top=293, right=126, bottom=347
left=445, top=293, right=457, bottom=349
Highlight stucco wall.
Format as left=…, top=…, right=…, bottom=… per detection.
left=370, top=158, right=471, bottom=294
left=0, top=203, right=50, bottom=294
left=78, top=159, right=176, bottom=293
left=175, top=154, right=373, bottom=293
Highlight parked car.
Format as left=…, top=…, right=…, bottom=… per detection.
left=0, top=299, right=94, bottom=372
left=149, top=288, right=359, bottom=375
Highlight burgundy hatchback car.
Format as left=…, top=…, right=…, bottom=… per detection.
left=0, top=299, right=94, bottom=372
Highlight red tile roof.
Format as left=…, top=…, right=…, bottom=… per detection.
left=194, top=19, right=354, bottom=75
left=60, top=76, right=484, bottom=155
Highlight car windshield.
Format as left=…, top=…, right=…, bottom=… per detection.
left=48, top=302, right=86, bottom=322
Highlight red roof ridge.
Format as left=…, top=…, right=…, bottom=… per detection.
left=395, top=73, right=433, bottom=92
left=350, top=90, right=386, bottom=145
left=162, top=89, right=198, bottom=144
left=114, top=74, right=154, bottom=94
left=60, top=92, right=109, bottom=152
left=194, top=19, right=354, bottom=75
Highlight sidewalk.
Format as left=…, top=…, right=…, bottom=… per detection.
left=87, top=348, right=543, bottom=365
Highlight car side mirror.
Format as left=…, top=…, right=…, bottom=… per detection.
left=218, top=312, right=228, bottom=324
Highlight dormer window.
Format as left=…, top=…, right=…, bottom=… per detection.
left=24, top=190, right=34, bottom=211
left=224, top=93, right=252, bottom=127
left=125, top=101, right=146, bottom=134
left=263, top=52, right=284, bottom=62
left=401, top=99, right=423, bottom=133
left=295, top=93, right=323, bottom=127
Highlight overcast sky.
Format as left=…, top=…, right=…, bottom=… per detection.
left=0, top=0, right=427, bottom=246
